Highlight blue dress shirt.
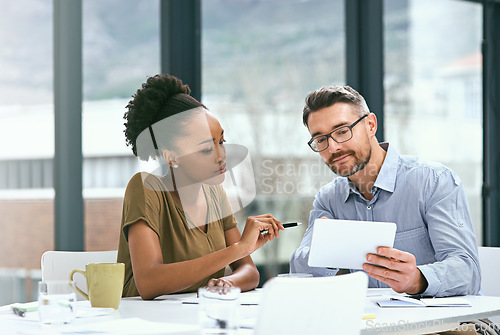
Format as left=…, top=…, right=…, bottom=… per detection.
left=290, top=143, right=481, bottom=297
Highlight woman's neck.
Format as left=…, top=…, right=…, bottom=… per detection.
left=174, top=182, right=204, bottom=206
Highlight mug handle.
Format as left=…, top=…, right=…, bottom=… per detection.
left=69, top=269, right=89, bottom=300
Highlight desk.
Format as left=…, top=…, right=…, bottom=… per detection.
left=362, top=289, right=500, bottom=334
left=1, top=289, right=500, bottom=335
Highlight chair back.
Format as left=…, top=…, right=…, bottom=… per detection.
left=41, top=250, right=118, bottom=300
left=478, top=246, right=500, bottom=296
left=254, top=271, right=368, bottom=335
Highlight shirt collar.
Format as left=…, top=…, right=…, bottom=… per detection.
left=345, top=180, right=358, bottom=202
left=373, top=142, right=399, bottom=193
left=343, top=142, right=399, bottom=202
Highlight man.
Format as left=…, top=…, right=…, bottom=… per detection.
left=290, top=85, right=480, bottom=297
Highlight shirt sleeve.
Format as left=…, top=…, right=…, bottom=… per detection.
left=418, top=169, right=481, bottom=297
left=121, top=173, right=162, bottom=241
left=289, top=183, right=339, bottom=277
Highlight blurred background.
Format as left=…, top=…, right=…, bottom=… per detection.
left=0, top=0, right=491, bottom=304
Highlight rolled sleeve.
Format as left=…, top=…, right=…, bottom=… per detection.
left=418, top=264, right=441, bottom=296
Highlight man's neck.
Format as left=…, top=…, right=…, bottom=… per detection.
left=348, top=143, right=387, bottom=201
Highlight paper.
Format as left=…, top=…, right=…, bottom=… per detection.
left=62, top=317, right=200, bottom=334
left=76, top=306, right=115, bottom=318
left=180, top=292, right=261, bottom=305
left=377, top=296, right=471, bottom=308
left=5, top=305, right=114, bottom=322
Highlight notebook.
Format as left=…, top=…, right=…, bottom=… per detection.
left=376, top=296, right=471, bottom=308
left=308, top=219, right=397, bottom=269
left=253, top=272, right=368, bottom=335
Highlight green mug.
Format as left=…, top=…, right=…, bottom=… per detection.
left=70, top=262, right=125, bottom=309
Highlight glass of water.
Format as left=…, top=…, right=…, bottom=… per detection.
left=198, top=286, right=240, bottom=334
left=38, top=280, right=77, bottom=325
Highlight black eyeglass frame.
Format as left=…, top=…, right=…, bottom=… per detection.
left=307, top=114, right=368, bottom=152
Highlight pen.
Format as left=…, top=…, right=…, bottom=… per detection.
left=12, top=307, right=25, bottom=317
left=407, top=294, right=434, bottom=300
left=260, top=222, right=303, bottom=235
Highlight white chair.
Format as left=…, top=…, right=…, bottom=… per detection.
left=477, top=246, right=500, bottom=329
left=254, top=272, right=368, bottom=335
left=41, top=250, right=118, bottom=300
left=478, top=246, right=500, bottom=297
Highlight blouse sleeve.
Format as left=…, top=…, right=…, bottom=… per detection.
left=121, top=172, right=162, bottom=241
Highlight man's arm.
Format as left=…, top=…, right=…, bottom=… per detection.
left=416, top=169, right=481, bottom=296
left=363, top=169, right=480, bottom=297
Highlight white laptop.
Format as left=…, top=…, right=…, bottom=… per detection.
left=308, top=219, right=397, bottom=270
left=253, top=272, right=368, bottom=335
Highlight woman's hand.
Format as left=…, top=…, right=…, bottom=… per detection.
left=206, top=277, right=234, bottom=288
left=238, top=214, right=284, bottom=254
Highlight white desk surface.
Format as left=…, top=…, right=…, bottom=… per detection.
left=362, top=289, right=500, bottom=334
left=1, top=289, right=500, bottom=335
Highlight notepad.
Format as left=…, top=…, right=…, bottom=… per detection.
left=376, top=296, right=471, bottom=308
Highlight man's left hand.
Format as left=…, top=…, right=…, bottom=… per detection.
left=363, top=247, right=428, bottom=295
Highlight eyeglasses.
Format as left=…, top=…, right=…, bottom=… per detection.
left=307, top=114, right=368, bottom=152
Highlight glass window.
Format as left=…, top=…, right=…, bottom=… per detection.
left=0, top=0, right=53, bottom=304
left=82, top=0, right=159, bottom=251
left=202, top=0, right=346, bottom=279
left=384, top=0, right=483, bottom=242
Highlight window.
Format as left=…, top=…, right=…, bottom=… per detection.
left=82, top=0, right=159, bottom=251
left=384, top=0, right=483, bottom=241
left=0, top=0, right=53, bottom=304
left=202, top=0, right=346, bottom=276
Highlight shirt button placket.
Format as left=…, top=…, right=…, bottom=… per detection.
left=366, top=204, right=373, bottom=220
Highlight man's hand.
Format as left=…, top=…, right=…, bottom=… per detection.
left=362, top=247, right=428, bottom=295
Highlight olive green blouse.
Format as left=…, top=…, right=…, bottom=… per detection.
left=117, top=172, right=237, bottom=297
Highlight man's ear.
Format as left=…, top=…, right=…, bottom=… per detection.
left=366, top=113, right=378, bottom=137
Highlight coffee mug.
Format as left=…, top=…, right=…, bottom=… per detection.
left=69, top=262, right=125, bottom=309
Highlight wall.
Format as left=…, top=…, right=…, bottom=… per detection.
left=0, top=198, right=123, bottom=270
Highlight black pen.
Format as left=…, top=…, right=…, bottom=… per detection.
left=260, top=222, right=303, bottom=235
left=12, top=307, right=25, bottom=317
left=407, top=294, right=434, bottom=300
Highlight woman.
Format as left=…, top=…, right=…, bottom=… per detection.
left=117, top=74, right=283, bottom=299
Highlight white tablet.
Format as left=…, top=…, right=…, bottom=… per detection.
left=307, top=219, right=397, bottom=270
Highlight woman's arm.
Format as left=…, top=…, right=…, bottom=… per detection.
left=207, top=214, right=284, bottom=291
left=128, top=214, right=282, bottom=299
left=207, top=226, right=261, bottom=292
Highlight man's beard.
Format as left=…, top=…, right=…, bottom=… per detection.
left=326, top=147, right=371, bottom=177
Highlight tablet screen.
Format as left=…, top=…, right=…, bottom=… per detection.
left=307, top=219, right=397, bottom=270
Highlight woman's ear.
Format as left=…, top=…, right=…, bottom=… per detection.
left=162, top=150, right=178, bottom=168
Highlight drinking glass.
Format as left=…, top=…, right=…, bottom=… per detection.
left=38, top=280, right=77, bottom=325
left=198, top=286, right=240, bottom=334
